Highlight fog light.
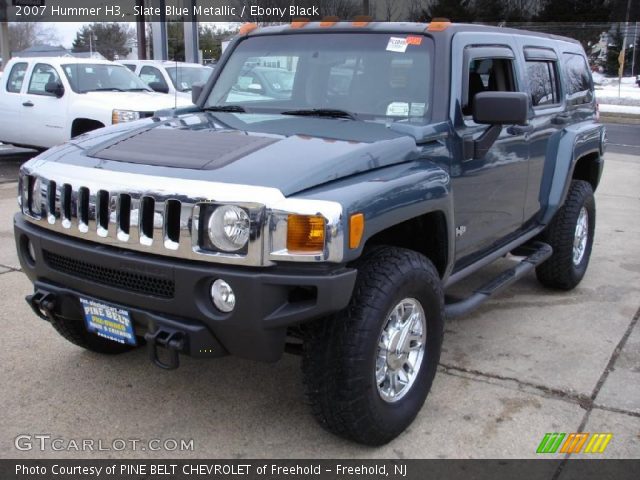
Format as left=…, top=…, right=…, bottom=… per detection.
left=211, top=279, right=235, bottom=313
left=27, top=239, right=36, bottom=263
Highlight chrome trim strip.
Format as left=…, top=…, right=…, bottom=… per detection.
left=20, top=162, right=345, bottom=267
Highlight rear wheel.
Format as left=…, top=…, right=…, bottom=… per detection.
left=302, top=246, right=444, bottom=445
left=536, top=180, right=595, bottom=290
left=50, top=315, right=135, bottom=355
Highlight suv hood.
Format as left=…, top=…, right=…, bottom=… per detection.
left=55, top=112, right=421, bottom=196
left=83, top=91, right=192, bottom=111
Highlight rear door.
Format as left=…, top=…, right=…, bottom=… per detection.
left=516, top=42, right=565, bottom=223
left=0, top=61, right=29, bottom=145
left=20, top=63, right=68, bottom=148
left=450, top=36, right=531, bottom=263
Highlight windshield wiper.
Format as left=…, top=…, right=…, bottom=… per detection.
left=126, top=87, right=152, bottom=92
left=281, top=108, right=358, bottom=120
left=203, top=105, right=247, bottom=113
left=87, top=87, right=126, bottom=92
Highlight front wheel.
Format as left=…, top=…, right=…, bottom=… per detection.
left=536, top=180, right=596, bottom=290
left=302, top=247, right=444, bottom=445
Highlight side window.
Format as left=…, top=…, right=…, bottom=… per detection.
left=463, top=58, right=516, bottom=116
left=6, top=62, right=28, bottom=93
left=562, top=53, right=592, bottom=104
left=27, top=63, right=61, bottom=96
left=123, top=64, right=136, bottom=72
left=139, top=66, right=167, bottom=89
left=526, top=61, right=560, bottom=107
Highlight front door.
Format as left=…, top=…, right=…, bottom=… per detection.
left=20, top=63, right=67, bottom=148
left=450, top=43, right=531, bottom=264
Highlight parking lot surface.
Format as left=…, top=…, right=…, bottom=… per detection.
left=0, top=146, right=638, bottom=459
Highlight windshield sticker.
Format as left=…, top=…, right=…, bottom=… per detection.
left=386, top=37, right=408, bottom=53
left=410, top=103, right=426, bottom=116
left=406, top=36, right=423, bottom=46
left=386, top=102, right=410, bottom=116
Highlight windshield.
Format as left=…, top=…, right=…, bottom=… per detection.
left=62, top=63, right=151, bottom=93
left=205, top=33, right=433, bottom=122
left=166, top=66, right=212, bottom=92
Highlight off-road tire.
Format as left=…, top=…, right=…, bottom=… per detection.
left=536, top=180, right=595, bottom=290
left=302, top=246, right=444, bottom=446
left=50, top=315, right=135, bottom=354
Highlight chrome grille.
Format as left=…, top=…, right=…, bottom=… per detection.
left=19, top=162, right=345, bottom=266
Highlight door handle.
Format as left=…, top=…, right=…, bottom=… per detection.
left=507, top=124, right=534, bottom=135
left=22, top=101, right=34, bottom=107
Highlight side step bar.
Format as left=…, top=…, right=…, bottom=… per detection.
left=445, top=241, right=552, bottom=319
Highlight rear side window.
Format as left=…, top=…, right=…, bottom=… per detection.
left=526, top=61, right=560, bottom=107
left=27, top=63, right=61, bottom=96
left=6, top=62, right=28, bottom=93
left=562, top=53, right=592, bottom=104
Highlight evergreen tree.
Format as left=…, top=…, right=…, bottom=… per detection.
left=72, top=23, right=133, bottom=60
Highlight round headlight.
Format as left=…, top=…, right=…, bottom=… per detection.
left=208, top=205, right=250, bottom=252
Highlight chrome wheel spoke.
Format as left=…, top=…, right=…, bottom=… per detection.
left=375, top=298, right=427, bottom=403
left=573, top=207, right=589, bottom=266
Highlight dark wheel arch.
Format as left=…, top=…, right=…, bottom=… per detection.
left=71, top=118, right=105, bottom=138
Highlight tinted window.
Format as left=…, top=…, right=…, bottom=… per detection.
left=563, top=53, right=592, bottom=102
left=27, top=63, right=61, bottom=96
left=526, top=61, right=560, bottom=107
left=6, top=62, right=28, bottom=93
left=140, top=66, right=167, bottom=89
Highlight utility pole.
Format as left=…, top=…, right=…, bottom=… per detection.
left=0, top=0, right=10, bottom=69
left=136, top=0, right=147, bottom=60
left=618, top=0, right=632, bottom=97
left=632, top=21, right=638, bottom=77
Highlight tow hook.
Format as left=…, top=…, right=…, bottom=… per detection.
left=144, top=329, right=185, bottom=370
left=25, top=291, right=57, bottom=322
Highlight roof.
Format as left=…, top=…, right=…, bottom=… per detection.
left=244, top=21, right=581, bottom=46
left=13, top=44, right=72, bottom=57
left=9, top=56, right=121, bottom=66
left=118, top=60, right=207, bottom=68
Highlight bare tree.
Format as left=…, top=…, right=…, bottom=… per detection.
left=9, top=22, right=60, bottom=52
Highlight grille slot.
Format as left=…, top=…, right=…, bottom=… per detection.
left=44, top=250, right=175, bottom=298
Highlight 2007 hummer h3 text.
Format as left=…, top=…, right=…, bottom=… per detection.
left=14, top=21, right=605, bottom=445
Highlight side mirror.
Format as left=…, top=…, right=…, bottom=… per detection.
left=148, top=81, right=169, bottom=94
left=45, top=81, right=64, bottom=98
left=472, top=91, right=529, bottom=126
left=191, top=81, right=205, bottom=104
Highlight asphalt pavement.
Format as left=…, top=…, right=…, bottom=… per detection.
left=0, top=130, right=638, bottom=461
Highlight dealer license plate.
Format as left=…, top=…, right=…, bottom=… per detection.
left=80, top=297, right=137, bottom=346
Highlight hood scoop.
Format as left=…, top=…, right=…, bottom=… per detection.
left=90, top=128, right=279, bottom=170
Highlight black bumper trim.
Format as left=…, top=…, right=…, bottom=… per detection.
left=14, top=214, right=357, bottom=362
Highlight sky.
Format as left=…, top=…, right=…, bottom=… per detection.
left=53, top=22, right=237, bottom=49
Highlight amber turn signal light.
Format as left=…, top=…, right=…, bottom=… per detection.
left=287, top=215, right=325, bottom=253
left=349, top=213, right=365, bottom=249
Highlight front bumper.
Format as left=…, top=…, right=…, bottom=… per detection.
left=14, top=214, right=357, bottom=363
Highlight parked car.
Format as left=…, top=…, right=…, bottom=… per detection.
left=120, top=60, right=213, bottom=101
left=15, top=22, right=604, bottom=446
left=0, top=57, right=193, bottom=149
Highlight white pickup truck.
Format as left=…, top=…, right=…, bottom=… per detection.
left=0, top=57, right=192, bottom=149
left=120, top=60, right=213, bottom=102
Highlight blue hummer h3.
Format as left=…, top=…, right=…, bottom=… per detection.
left=14, top=21, right=605, bottom=445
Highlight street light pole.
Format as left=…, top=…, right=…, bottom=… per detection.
left=0, top=0, right=10, bottom=69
